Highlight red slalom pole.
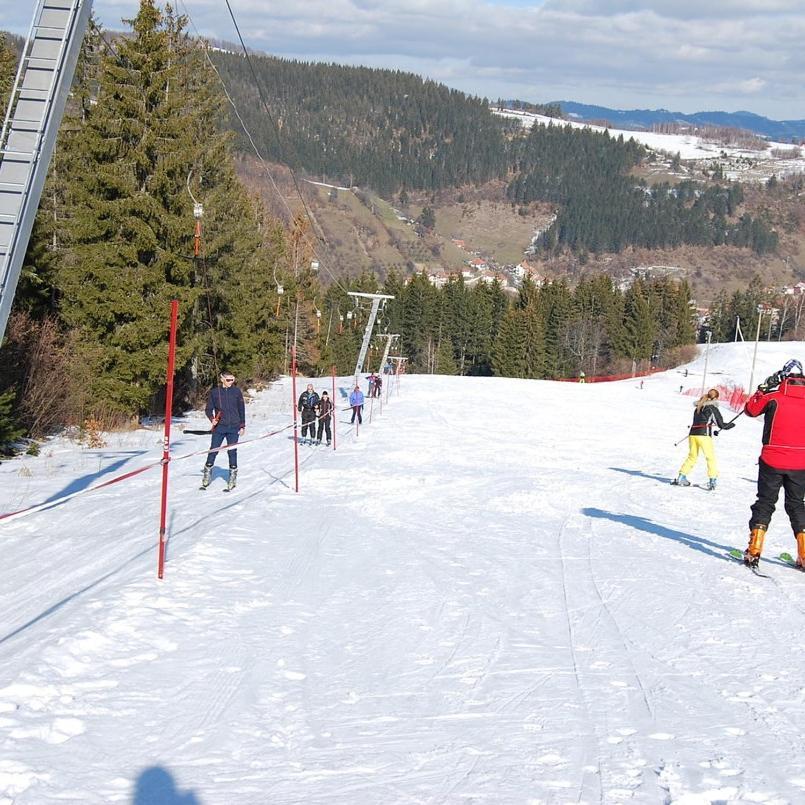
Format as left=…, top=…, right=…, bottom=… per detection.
left=331, top=366, right=337, bottom=451
left=158, top=300, right=179, bottom=580
left=292, top=347, right=299, bottom=493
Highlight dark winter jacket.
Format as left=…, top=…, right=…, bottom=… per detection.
left=688, top=402, right=728, bottom=437
left=745, top=376, right=805, bottom=469
left=205, top=385, right=245, bottom=430
left=298, top=390, right=320, bottom=412
left=317, top=397, right=333, bottom=421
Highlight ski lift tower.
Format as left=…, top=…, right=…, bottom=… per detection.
left=0, top=0, right=93, bottom=341
left=377, top=333, right=399, bottom=372
left=348, top=291, right=394, bottom=379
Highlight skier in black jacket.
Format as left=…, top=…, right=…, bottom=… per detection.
left=201, top=372, right=245, bottom=491
left=316, top=390, right=333, bottom=446
left=672, top=388, right=735, bottom=490
left=298, top=384, right=319, bottom=445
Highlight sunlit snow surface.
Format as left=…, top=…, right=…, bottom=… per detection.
left=494, top=109, right=805, bottom=181
left=2, top=342, right=805, bottom=803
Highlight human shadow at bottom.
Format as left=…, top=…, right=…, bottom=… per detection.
left=133, top=766, right=200, bottom=805
left=582, top=507, right=734, bottom=564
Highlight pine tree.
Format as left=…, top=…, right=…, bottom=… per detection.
left=0, top=33, right=16, bottom=112
left=56, top=2, right=274, bottom=412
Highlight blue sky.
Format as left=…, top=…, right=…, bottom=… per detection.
left=3, top=0, right=804, bottom=120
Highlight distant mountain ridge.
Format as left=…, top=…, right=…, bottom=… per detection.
left=554, top=101, right=805, bottom=142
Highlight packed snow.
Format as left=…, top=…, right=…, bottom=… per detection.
left=3, top=343, right=805, bottom=803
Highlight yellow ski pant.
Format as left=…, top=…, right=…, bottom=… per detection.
left=679, top=435, right=718, bottom=479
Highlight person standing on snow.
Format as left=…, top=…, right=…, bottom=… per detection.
left=742, top=359, right=805, bottom=569
left=316, top=390, right=333, bottom=446
left=201, top=372, right=245, bottom=491
left=349, top=384, right=364, bottom=424
left=297, top=383, right=319, bottom=445
left=672, top=388, right=735, bottom=490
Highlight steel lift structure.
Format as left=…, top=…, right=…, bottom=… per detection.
left=0, top=0, right=92, bottom=341
left=348, top=291, right=394, bottom=378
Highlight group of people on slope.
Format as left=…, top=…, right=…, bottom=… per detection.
left=299, top=381, right=367, bottom=438
left=197, top=373, right=371, bottom=491
left=297, top=384, right=334, bottom=446
left=673, top=358, right=805, bottom=569
left=366, top=372, right=383, bottom=398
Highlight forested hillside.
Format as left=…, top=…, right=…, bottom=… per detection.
left=0, top=6, right=794, bottom=450
left=211, top=53, right=516, bottom=195
left=212, top=50, right=777, bottom=257
left=508, top=124, right=777, bottom=255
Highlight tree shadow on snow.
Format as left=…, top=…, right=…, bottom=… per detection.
left=44, top=451, right=148, bottom=506
left=609, top=466, right=672, bottom=485
left=132, top=766, right=200, bottom=804
left=582, top=507, right=733, bottom=563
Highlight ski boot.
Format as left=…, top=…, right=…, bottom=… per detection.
left=743, top=525, right=767, bottom=568
left=671, top=474, right=691, bottom=487
left=796, top=532, right=805, bottom=569
left=200, top=465, right=212, bottom=490
left=225, top=467, right=238, bottom=492
left=707, top=478, right=717, bottom=491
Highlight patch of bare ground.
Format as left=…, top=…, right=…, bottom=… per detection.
left=234, top=157, right=805, bottom=302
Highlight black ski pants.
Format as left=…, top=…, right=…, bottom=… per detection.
left=316, top=417, right=331, bottom=443
left=750, top=458, right=805, bottom=533
left=300, top=409, right=316, bottom=440
left=350, top=405, right=363, bottom=424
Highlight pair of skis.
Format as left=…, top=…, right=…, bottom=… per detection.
left=727, top=549, right=803, bottom=578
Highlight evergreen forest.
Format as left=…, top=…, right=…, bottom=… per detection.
left=211, top=50, right=777, bottom=256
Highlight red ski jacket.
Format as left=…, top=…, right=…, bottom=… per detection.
left=744, top=377, right=805, bottom=469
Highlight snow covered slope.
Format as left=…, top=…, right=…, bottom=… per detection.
left=2, top=344, right=805, bottom=803
left=493, top=109, right=805, bottom=181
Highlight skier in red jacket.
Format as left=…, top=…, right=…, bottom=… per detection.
left=742, top=359, right=805, bottom=569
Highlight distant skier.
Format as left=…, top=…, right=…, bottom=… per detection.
left=578, top=371, right=586, bottom=383
left=374, top=373, right=382, bottom=397
left=672, top=388, right=735, bottom=490
left=741, top=359, right=805, bottom=569
left=366, top=373, right=378, bottom=398
left=349, top=384, right=364, bottom=425
left=316, top=390, right=333, bottom=446
left=298, top=383, right=319, bottom=445
left=201, top=372, right=245, bottom=491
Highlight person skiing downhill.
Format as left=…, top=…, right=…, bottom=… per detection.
left=742, top=359, right=805, bottom=569
left=672, top=388, right=735, bottom=490
left=201, top=372, right=245, bottom=491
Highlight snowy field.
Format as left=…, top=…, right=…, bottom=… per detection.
left=2, top=343, right=805, bottom=803
left=493, top=109, right=805, bottom=181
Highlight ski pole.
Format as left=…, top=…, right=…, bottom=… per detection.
left=715, top=409, right=744, bottom=435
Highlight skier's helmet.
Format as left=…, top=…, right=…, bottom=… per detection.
left=782, top=359, right=803, bottom=377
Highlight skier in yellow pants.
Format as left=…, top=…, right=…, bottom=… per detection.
left=672, top=388, right=735, bottom=490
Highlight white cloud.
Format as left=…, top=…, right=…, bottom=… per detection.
left=3, top=0, right=805, bottom=119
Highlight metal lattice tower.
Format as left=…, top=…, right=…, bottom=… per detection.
left=0, top=0, right=93, bottom=341
left=377, top=333, right=399, bottom=373
left=348, top=292, right=394, bottom=378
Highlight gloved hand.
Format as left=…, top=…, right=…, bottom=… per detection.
left=759, top=371, right=783, bottom=392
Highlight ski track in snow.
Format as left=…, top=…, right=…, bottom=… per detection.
left=2, top=348, right=805, bottom=802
